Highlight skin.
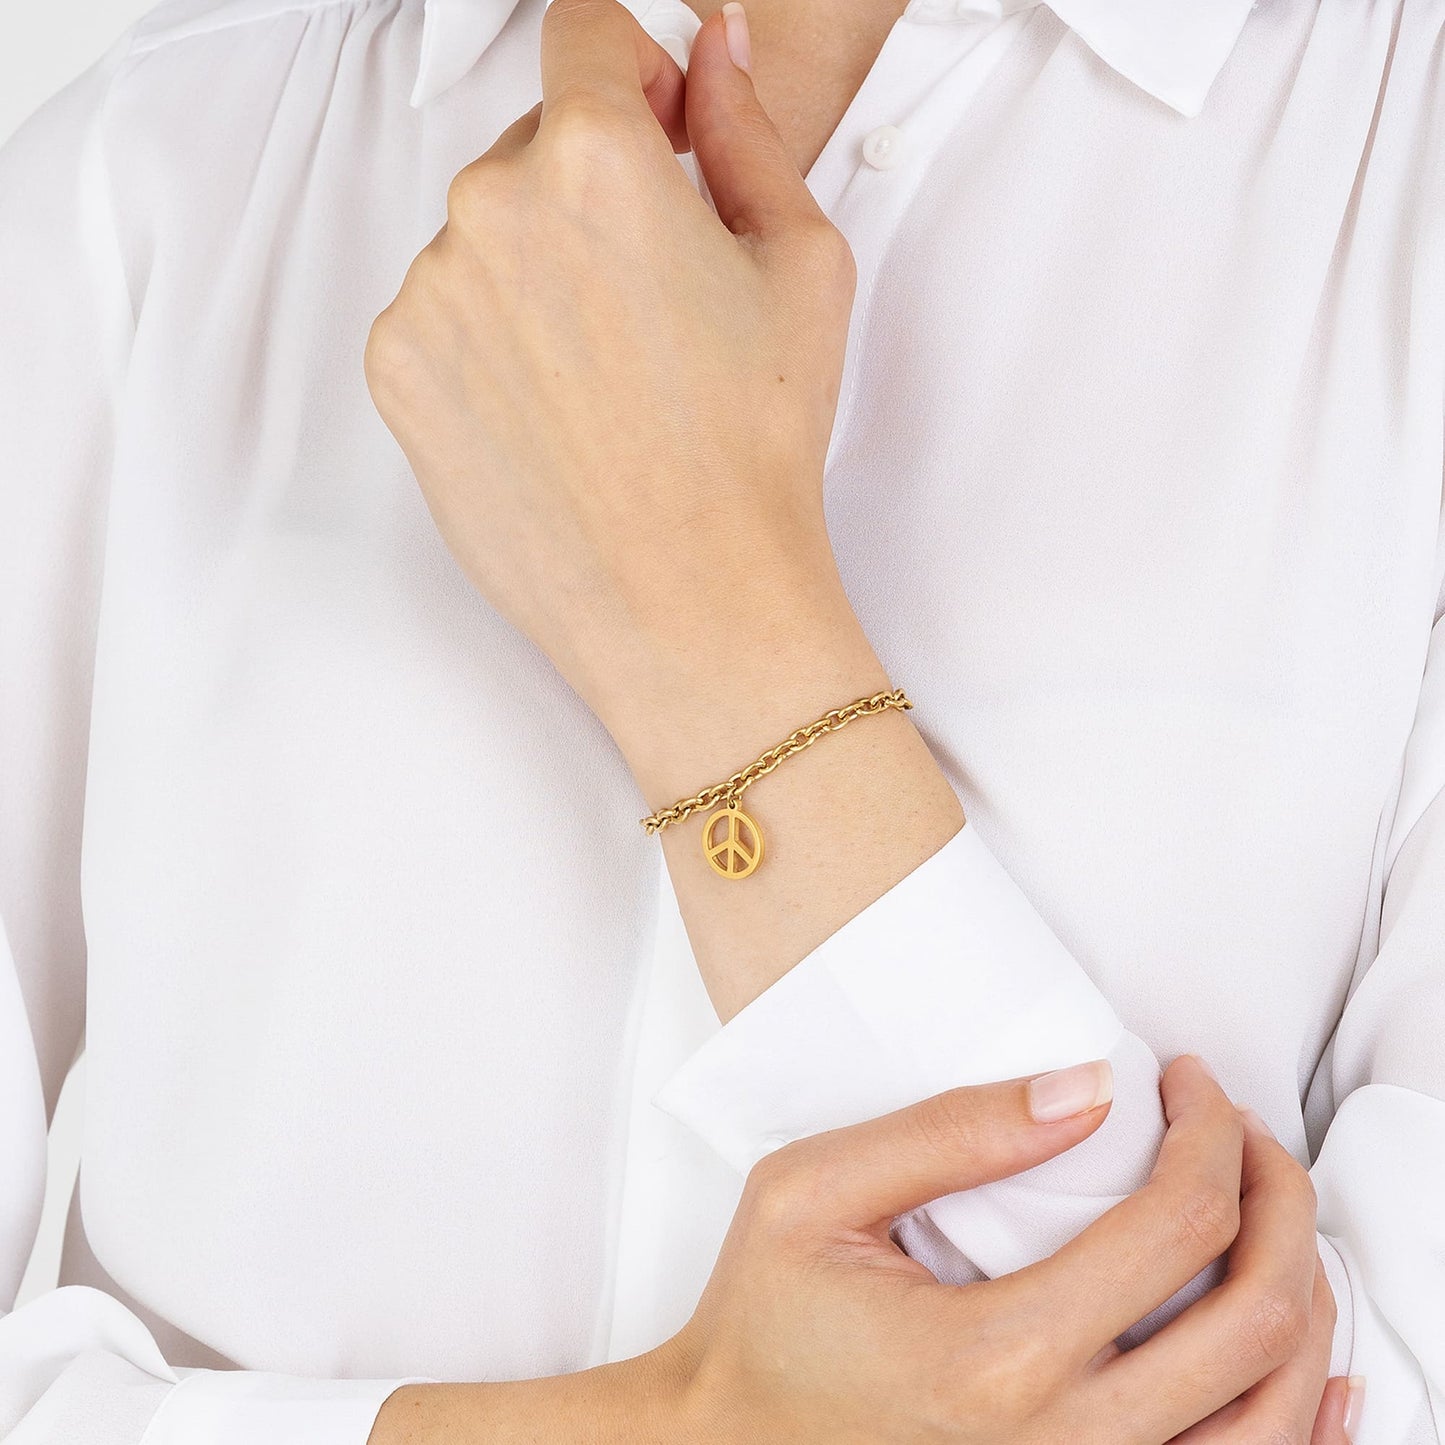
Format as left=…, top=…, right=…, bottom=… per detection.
left=365, top=1059, right=1351, bottom=1443
left=362, top=1, right=1362, bottom=1438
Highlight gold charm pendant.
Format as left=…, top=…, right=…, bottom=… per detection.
left=702, top=799, right=764, bottom=879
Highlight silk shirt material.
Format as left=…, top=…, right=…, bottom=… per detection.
left=1, top=0, right=1443, bottom=1442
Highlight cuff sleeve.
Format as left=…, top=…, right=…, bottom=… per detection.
left=1312, top=1088, right=1445, bottom=1444
left=140, top=1370, right=435, bottom=1445
left=652, top=822, right=1129, bottom=1174
left=652, top=821, right=1219, bottom=1339
left=0, top=1285, right=433, bottom=1445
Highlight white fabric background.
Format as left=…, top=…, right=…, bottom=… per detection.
left=0, top=1, right=149, bottom=1309
left=2, top=6, right=1441, bottom=1442
left=0, top=1, right=153, bottom=147
left=13, top=1066, right=78, bottom=1309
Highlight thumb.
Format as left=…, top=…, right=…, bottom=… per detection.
left=684, top=3, right=825, bottom=243
left=782, top=1060, right=1114, bottom=1229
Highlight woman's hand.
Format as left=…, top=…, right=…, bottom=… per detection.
left=1169, top=1257, right=1349, bottom=1443
left=370, top=1057, right=1354, bottom=1445
left=664, top=1054, right=1341, bottom=1444
left=364, top=0, right=858, bottom=757
left=364, top=0, right=965, bottom=1033
left=364, top=14, right=1361, bottom=1431
left=1166, top=1110, right=1361, bottom=1445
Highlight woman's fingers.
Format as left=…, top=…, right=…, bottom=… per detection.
left=1284, top=1262, right=1340, bottom=1440
left=683, top=5, right=832, bottom=243
left=1313, top=1374, right=1367, bottom=1444
left=1099, top=1106, right=1320, bottom=1441
left=764, top=1060, right=1114, bottom=1231
left=474, top=0, right=692, bottom=177
left=1313, top=1376, right=1351, bottom=1445
left=1165, top=1255, right=1336, bottom=1442
left=1010, top=1055, right=1244, bottom=1360
left=479, top=102, right=544, bottom=163
left=539, top=0, right=689, bottom=151
left=462, top=0, right=693, bottom=187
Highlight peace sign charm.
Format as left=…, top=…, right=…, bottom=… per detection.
left=702, top=800, right=764, bottom=879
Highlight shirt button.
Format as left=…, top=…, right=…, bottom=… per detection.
left=862, top=124, right=906, bottom=170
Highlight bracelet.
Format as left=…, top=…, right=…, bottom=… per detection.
left=638, top=686, right=913, bottom=880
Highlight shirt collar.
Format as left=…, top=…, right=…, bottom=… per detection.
left=1044, top=0, right=1256, bottom=117
left=409, top=0, right=1256, bottom=119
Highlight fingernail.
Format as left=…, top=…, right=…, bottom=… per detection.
left=1028, top=1060, right=1113, bottom=1123
left=721, top=2, right=751, bottom=72
left=1189, top=1052, right=1219, bottom=1084
left=1344, top=1375, right=1366, bottom=1441
left=1239, top=1106, right=1277, bottom=1140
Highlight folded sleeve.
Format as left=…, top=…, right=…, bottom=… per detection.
left=651, top=817, right=1221, bottom=1345
left=0, top=42, right=429, bottom=1445
left=1305, top=606, right=1445, bottom=1445
left=653, top=622, right=1445, bottom=1437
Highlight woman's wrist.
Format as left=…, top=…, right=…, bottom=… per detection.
left=597, top=577, right=893, bottom=813
left=365, top=1339, right=698, bottom=1444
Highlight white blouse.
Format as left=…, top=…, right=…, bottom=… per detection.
left=1, top=0, right=1443, bottom=1441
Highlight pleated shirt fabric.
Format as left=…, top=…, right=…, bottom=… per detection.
left=1, top=0, right=1443, bottom=1441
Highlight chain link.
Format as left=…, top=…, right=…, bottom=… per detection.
left=639, top=687, right=913, bottom=835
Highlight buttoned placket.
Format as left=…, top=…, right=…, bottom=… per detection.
left=649, top=0, right=1041, bottom=477
left=802, top=4, right=1041, bottom=474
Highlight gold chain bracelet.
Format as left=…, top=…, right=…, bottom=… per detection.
left=639, top=686, right=913, bottom=880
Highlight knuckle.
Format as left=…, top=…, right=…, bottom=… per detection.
left=1244, top=1288, right=1310, bottom=1367
left=543, top=92, right=632, bottom=171
left=445, top=162, right=496, bottom=230
left=1173, top=1179, right=1240, bottom=1258
left=1289, top=1160, right=1319, bottom=1216
left=363, top=307, right=410, bottom=390
left=740, top=1146, right=820, bottom=1237
left=740, top=1140, right=789, bottom=1201
left=904, top=1088, right=980, bottom=1166
left=778, top=217, right=852, bottom=290
left=1266, top=1156, right=1321, bottom=1235
left=1256, top=1423, right=1309, bottom=1445
left=798, top=219, right=857, bottom=293
left=1253, top=1129, right=1316, bottom=1205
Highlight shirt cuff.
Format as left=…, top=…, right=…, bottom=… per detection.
left=139, top=1370, right=437, bottom=1445
left=1312, top=1086, right=1445, bottom=1443
left=1316, top=1231, right=1356, bottom=1380
left=652, top=820, right=1126, bottom=1175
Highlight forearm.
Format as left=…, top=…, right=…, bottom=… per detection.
left=621, top=573, right=1216, bottom=1346
left=366, top=1345, right=692, bottom=1445
left=600, top=567, right=965, bottom=1024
